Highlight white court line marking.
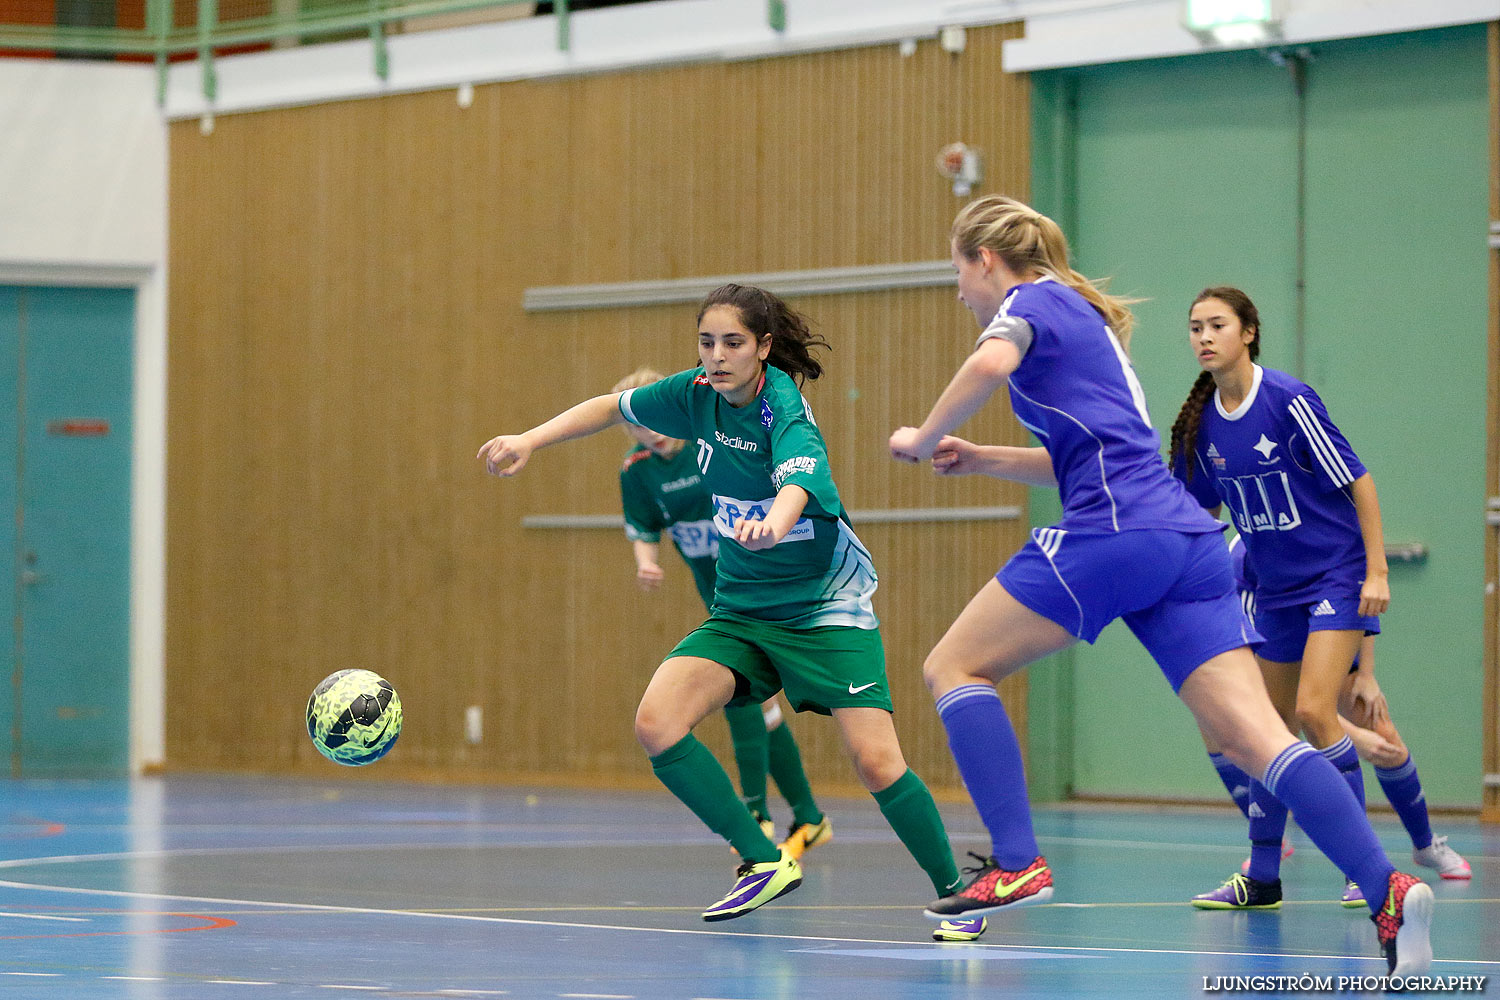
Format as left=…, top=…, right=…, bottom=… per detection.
left=209, top=980, right=277, bottom=985
left=560, top=995, right=634, bottom=998
left=0, top=909, right=87, bottom=921
left=102, top=976, right=165, bottom=981
left=2, top=972, right=62, bottom=976
left=0, top=837, right=719, bottom=870
left=435, top=992, right=509, bottom=996
left=318, top=987, right=388, bottom=992
left=0, top=877, right=1495, bottom=969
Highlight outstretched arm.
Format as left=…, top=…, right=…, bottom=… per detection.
left=931, top=435, right=1056, bottom=486
left=477, top=393, right=625, bottom=478
left=890, top=338, right=1021, bottom=463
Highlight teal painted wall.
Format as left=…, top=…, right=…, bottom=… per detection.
left=1, top=285, right=134, bottom=777
left=1028, top=25, right=1489, bottom=807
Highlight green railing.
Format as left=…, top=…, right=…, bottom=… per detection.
left=0, top=0, right=792, bottom=107
left=0, top=0, right=568, bottom=104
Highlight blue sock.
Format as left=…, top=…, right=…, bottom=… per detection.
left=935, top=684, right=1039, bottom=870
left=1263, top=742, right=1395, bottom=916
left=1375, top=754, right=1433, bottom=851
left=1319, top=735, right=1366, bottom=809
left=1209, top=752, right=1252, bottom=819
left=1246, top=780, right=1289, bottom=882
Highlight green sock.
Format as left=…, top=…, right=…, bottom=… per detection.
left=873, top=769, right=962, bottom=895
left=650, top=734, right=780, bottom=863
left=722, top=702, right=771, bottom=821
left=767, top=721, right=823, bottom=827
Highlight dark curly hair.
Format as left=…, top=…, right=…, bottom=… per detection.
left=697, top=284, right=830, bottom=385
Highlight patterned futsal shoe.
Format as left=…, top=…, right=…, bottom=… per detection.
left=1372, top=872, right=1434, bottom=976
left=1240, top=839, right=1295, bottom=875
left=1191, top=873, right=1282, bottom=910
left=924, top=853, right=1054, bottom=920
left=778, top=816, right=832, bottom=861
left=1341, top=880, right=1365, bottom=909
left=701, top=851, right=802, bottom=922
left=1412, top=835, right=1471, bottom=880
left=932, top=917, right=988, bottom=942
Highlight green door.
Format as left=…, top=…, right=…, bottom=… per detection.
left=1, top=285, right=134, bottom=777
left=1030, top=25, right=1489, bottom=806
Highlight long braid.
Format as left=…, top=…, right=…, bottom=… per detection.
left=1173, top=286, right=1263, bottom=482
left=1169, top=371, right=1217, bottom=484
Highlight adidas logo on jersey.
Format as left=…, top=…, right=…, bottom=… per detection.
left=1311, top=600, right=1336, bottom=617
left=1248, top=803, right=1266, bottom=819
left=1207, top=443, right=1221, bottom=458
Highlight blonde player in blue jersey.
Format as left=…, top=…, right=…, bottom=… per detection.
left=887, top=195, right=1434, bottom=975
left=612, top=367, right=832, bottom=860
left=1170, top=287, right=1470, bottom=911
left=480, top=284, right=979, bottom=940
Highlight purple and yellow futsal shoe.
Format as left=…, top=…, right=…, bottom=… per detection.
left=932, top=917, right=988, bottom=942
left=1191, top=872, right=1282, bottom=910
left=1341, top=879, right=1365, bottom=908
left=701, top=851, right=802, bottom=921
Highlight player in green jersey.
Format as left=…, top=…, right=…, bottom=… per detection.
left=611, top=368, right=830, bottom=860
left=480, top=285, right=979, bottom=938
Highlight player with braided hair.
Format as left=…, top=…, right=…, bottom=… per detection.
left=1170, top=287, right=1469, bottom=912
left=888, top=196, right=1434, bottom=975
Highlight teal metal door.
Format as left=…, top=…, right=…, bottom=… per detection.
left=2, top=285, right=134, bottom=777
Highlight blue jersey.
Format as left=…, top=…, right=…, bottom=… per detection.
left=1174, top=365, right=1367, bottom=609
left=994, top=278, right=1222, bottom=535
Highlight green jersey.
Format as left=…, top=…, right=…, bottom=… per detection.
left=618, top=443, right=719, bottom=609
left=618, top=365, right=878, bottom=629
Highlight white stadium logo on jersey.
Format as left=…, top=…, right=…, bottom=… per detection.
left=714, top=431, right=758, bottom=452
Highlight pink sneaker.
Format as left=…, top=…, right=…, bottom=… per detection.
left=1412, top=835, right=1471, bottom=880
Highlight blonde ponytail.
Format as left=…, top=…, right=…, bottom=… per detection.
left=952, top=195, right=1141, bottom=350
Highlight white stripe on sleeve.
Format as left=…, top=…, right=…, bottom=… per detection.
left=618, top=387, right=640, bottom=426
left=1288, top=395, right=1353, bottom=486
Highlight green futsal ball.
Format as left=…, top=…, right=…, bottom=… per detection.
left=306, top=669, right=403, bottom=766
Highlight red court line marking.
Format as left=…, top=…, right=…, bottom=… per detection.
left=0, top=911, right=236, bottom=940
left=0, top=818, right=66, bottom=839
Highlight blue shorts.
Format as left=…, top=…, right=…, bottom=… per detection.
left=1252, top=595, right=1379, bottom=664
left=998, top=527, right=1258, bottom=692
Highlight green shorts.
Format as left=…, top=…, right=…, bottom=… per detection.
left=667, top=614, right=892, bottom=715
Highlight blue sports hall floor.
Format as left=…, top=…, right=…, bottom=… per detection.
left=0, top=776, right=1494, bottom=998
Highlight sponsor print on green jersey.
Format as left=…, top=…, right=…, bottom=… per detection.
left=618, top=366, right=877, bottom=629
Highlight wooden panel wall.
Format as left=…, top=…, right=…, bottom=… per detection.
left=166, top=24, right=1032, bottom=794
